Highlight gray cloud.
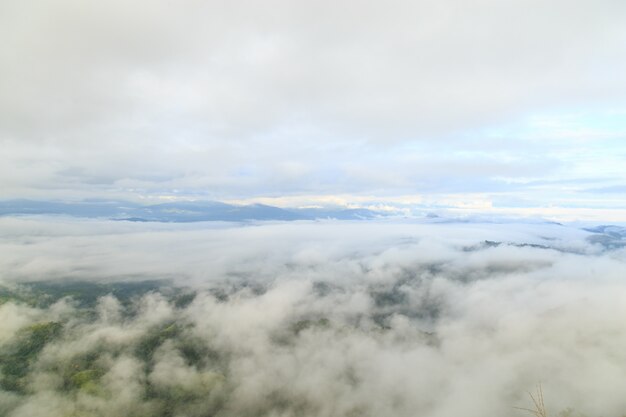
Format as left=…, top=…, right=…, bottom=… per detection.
left=1, top=0, right=626, bottom=201
left=2, top=0, right=626, bottom=141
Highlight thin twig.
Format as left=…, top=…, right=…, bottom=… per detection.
left=514, top=384, right=548, bottom=417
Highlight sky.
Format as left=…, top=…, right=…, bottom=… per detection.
left=2, top=0, right=626, bottom=221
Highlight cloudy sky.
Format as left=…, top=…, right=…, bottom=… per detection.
left=2, top=0, right=626, bottom=220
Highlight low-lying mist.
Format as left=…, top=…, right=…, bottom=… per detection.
left=1, top=217, right=626, bottom=417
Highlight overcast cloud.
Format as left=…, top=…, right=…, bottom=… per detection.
left=1, top=0, right=626, bottom=213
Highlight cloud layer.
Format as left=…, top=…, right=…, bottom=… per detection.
left=3, top=0, right=626, bottom=141
left=1, top=0, right=625, bottom=206
left=1, top=219, right=626, bottom=416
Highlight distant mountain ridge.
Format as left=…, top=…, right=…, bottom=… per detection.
left=583, top=225, right=626, bottom=250
left=0, top=199, right=384, bottom=222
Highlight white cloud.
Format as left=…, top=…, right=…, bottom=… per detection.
left=1, top=219, right=626, bottom=416
left=1, top=0, right=625, bottom=209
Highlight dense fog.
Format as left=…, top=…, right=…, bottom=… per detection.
left=1, top=218, right=626, bottom=417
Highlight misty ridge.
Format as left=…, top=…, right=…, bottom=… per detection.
left=0, top=199, right=385, bottom=222
left=1, top=218, right=626, bottom=417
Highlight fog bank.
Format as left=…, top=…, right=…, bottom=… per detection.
left=1, top=218, right=625, bottom=417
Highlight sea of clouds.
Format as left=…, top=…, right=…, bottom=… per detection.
left=1, top=217, right=626, bottom=417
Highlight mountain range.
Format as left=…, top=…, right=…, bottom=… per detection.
left=0, top=199, right=384, bottom=222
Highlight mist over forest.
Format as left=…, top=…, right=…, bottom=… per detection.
left=1, top=218, right=626, bottom=417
